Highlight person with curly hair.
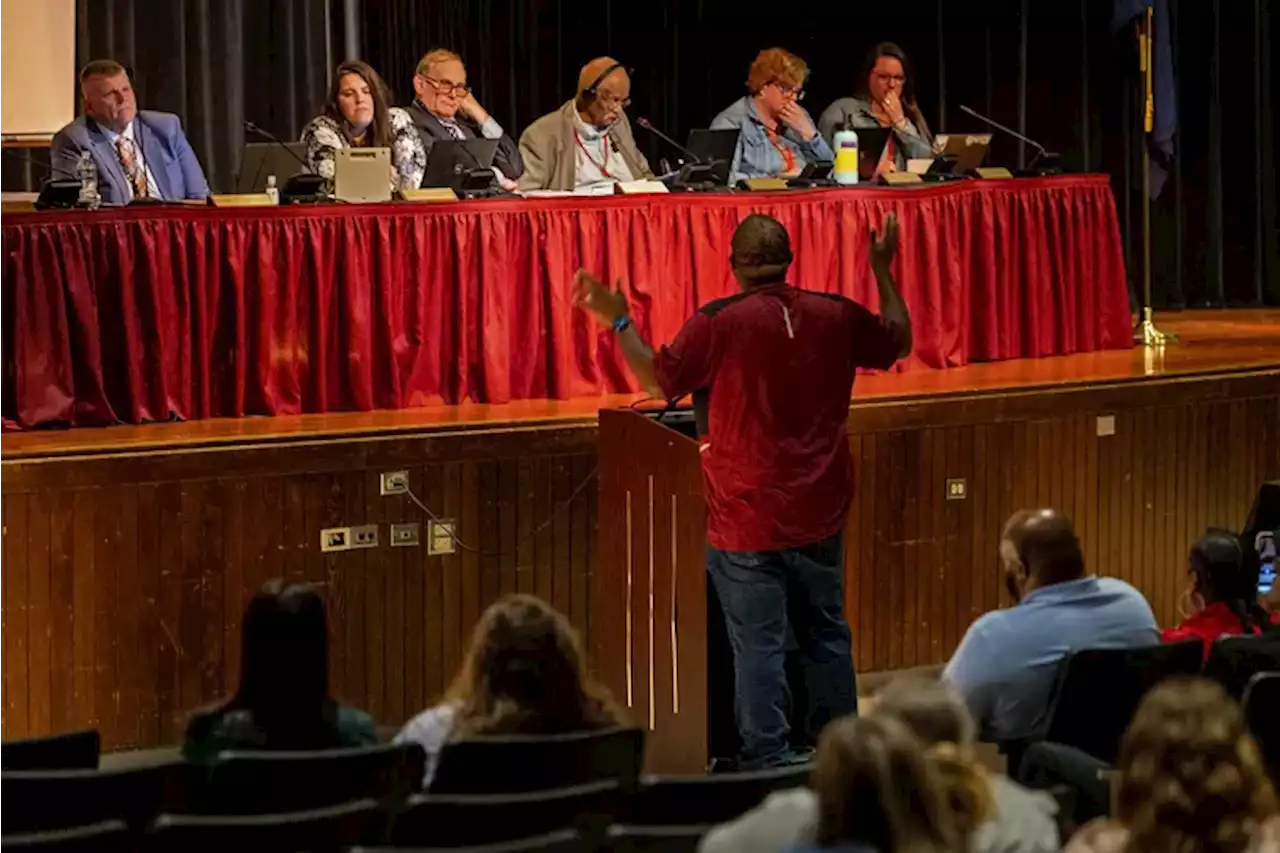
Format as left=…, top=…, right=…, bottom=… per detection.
left=1066, top=678, right=1280, bottom=853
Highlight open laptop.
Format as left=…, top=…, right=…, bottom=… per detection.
left=334, top=147, right=392, bottom=203
left=930, top=133, right=993, bottom=175
left=686, top=129, right=739, bottom=186
left=850, top=127, right=892, bottom=181
left=420, top=138, right=499, bottom=192
left=235, top=142, right=307, bottom=193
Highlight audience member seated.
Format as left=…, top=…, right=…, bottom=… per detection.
left=301, top=59, right=426, bottom=194
left=1065, top=678, right=1280, bottom=853
left=1165, top=529, right=1278, bottom=658
left=517, top=57, right=653, bottom=192
left=711, top=48, right=834, bottom=183
left=700, top=678, right=1059, bottom=853
left=943, top=509, right=1159, bottom=743
left=394, top=593, right=624, bottom=786
left=405, top=48, right=522, bottom=189
left=818, top=43, right=934, bottom=176
left=51, top=59, right=209, bottom=203
left=183, top=581, right=376, bottom=763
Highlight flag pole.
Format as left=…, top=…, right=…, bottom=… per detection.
left=1135, top=5, right=1177, bottom=346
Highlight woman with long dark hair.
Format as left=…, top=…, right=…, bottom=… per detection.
left=1164, top=529, right=1277, bottom=658
left=300, top=59, right=426, bottom=192
left=818, top=42, right=933, bottom=176
left=182, top=581, right=375, bottom=763
left=395, top=594, right=624, bottom=786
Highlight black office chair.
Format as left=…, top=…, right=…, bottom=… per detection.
left=622, top=765, right=810, bottom=826
left=429, top=727, right=645, bottom=794
left=607, top=824, right=707, bottom=853
left=200, top=741, right=425, bottom=813
left=388, top=779, right=620, bottom=847
left=354, top=828, right=584, bottom=853
left=2, top=758, right=194, bottom=834
left=1, top=730, right=100, bottom=771
left=1014, top=740, right=1114, bottom=829
left=144, top=798, right=381, bottom=853
left=1204, top=635, right=1280, bottom=699
left=1242, top=671, right=1280, bottom=783
left=2, top=819, right=131, bottom=852
left=1003, top=640, right=1204, bottom=766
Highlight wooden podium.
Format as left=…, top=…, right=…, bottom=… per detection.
left=592, top=409, right=709, bottom=774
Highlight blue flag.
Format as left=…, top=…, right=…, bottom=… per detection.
left=1113, top=0, right=1177, bottom=197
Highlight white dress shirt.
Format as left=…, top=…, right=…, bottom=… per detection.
left=102, top=120, right=160, bottom=200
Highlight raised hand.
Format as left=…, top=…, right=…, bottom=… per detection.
left=573, top=269, right=629, bottom=326
left=881, top=91, right=906, bottom=127
left=870, top=212, right=899, bottom=272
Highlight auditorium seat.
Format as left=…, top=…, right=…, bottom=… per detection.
left=199, top=742, right=425, bottom=813
left=429, top=727, right=644, bottom=794
left=608, top=824, right=707, bottom=852
left=388, top=780, right=619, bottom=847
left=144, top=798, right=381, bottom=853
left=622, top=765, right=811, bottom=826
left=1204, top=635, right=1280, bottom=699
left=1243, top=672, right=1280, bottom=782
left=1, top=730, right=100, bottom=771
left=2, top=819, right=131, bottom=853
left=355, top=828, right=584, bottom=853
left=2, top=758, right=194, bottom=834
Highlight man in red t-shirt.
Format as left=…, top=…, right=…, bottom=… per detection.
left=574, top=213, right=912, bottom=768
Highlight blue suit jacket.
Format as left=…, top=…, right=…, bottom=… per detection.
left=50, top=110, right=210, bottom=203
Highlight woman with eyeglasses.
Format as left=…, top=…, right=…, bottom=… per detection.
left=818, top=43, right=933, bottom=177
left=301, top=59, right=426, bottom=193
left=711, top=48, right=834, bottom=184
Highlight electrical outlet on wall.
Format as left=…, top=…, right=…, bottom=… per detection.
left=380, top=470, right=409, bottom=495
left=391, top=522, right=420, bottom=547
left=349, top=523, right=379, bottom=549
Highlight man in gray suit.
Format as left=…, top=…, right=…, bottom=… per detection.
left=517, top=57, right=651, bottom=192
left=50, top=59, right=209, bottom=204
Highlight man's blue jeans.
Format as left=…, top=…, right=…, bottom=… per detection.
left=706, top=531, right=857, bottom=769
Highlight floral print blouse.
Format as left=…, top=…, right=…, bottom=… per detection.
left=300, top=107, right=426, bottom=192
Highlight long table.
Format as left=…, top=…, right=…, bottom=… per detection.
left=2, top=175, right=1131, bottom=428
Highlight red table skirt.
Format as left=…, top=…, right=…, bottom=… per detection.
left=2, top=175, right=1130, bottom=428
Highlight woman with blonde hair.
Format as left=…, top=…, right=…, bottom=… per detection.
left=395, top=594, right=624, bottom=785
left=1066, top=678, right=1280, bottom=853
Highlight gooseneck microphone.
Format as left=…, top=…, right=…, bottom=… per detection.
left=957, top=105, right=1058, bottom=170
left=243, top=121, right=313, bottom=173
left=634, top=117, right=703, bottom=164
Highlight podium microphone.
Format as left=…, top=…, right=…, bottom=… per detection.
left=957, top=105, right=1058, bottom=171
left=635, top=117, right=703, bottom=164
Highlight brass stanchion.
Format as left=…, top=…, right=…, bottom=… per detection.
left=1134, top=5, right=1177, bottom=347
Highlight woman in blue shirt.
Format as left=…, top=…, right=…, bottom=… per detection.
left=711, top=48, right=834, bottom=184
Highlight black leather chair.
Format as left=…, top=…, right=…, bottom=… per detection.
left=1204, top=635, right=1280, bottom=699
left=608, top=824, right=707, bottom=853
left=430, top=727, right=644, bottom=794
left=145, top=798, right=381, bottom=853
left=389, top=780, right=619, bottom=847
left=1003, top=640, right=1204, bottom=765
left=354, top=828, right=584, bottom=853
left=2, top=819, right=131, bottom=852
left=622, top=765, right=810, bottom=826
left=1242, top=671, right=1280, bottom=783
left=2, top=759, right=194, bottom=834
left=200, top=742, right=425, bottom=813
left=1, top=730, right=100, bottom=771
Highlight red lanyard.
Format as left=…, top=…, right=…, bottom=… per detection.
left=573, top=127, right=613, bottom=178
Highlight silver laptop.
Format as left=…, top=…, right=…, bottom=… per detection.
left=334, top=147, right=392, bottom=203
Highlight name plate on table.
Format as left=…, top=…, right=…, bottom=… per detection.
left=973, top=167, right=1014, bottom=179
left=209, top=193, right=275, bottom=207
left=399, top=188, right=459, bottom=203
left=738, top=177, right=789, bottom=192
left=880, top=172, right=923, bottom=185
left=617, top=180, right=669, bottom=195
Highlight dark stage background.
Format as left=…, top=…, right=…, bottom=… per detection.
left=4, top=0, right=1276, bottom=308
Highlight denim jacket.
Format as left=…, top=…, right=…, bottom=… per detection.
left=710, top=97, right=834, bottom=183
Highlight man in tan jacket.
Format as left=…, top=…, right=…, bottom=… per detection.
left=517, top=57, right=652, bottom=192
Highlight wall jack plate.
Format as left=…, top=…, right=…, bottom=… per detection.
left=427, top=520, right=457, bottom=555
left=321, top=527, right=351, bottom=552
left=380, top=470, right=410, bottom=495
left=349, top=523, right=379, bottom=549
left=390, top=522, right=420, bottom=547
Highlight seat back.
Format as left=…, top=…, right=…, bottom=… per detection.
left=145, top=798, right=381, bottom=853
left=1, top=819, right=131, bottom=853
left=623, top=765, right=810, bottom=826
left=391, top=780, right=619, bottom=847
left=1040, top=640, right=1203, bottom=763
left=1204, top=635, right=1280, bottom=699
left=1, top=759, right=194, bottom=834
left=608, top=824, right=707, bottom=853
left=1242, top=671, right=1280, bottom=783
left=353, top=828, right=584, bottom=853
left=430, top=727, right=644, bottom=794
left=1, top=730, right=100, bottom=771
left=203, top=742, right=424, bottom=813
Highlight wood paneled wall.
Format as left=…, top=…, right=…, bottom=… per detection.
left=2, top=369, right=1277, bottom=752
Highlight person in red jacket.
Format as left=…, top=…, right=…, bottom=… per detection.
left=1163, top=529, right=1277, bottom=659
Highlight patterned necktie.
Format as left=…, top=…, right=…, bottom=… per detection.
left=114, top=136, right=149, bottom=199
left=443, top=120, right=465, bottom=141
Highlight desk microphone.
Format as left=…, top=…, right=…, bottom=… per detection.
left=635, top=117, right=702, bottom=164
left=957, top=105, right=1058, bottom=171
left=243, top=121, right=314, bottom=173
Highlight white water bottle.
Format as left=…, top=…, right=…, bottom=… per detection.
left=832, top=127, right=859, bottom=185
left=265, top=174, right=280, bottom=205
left=75, top=151, right=100, bottom=208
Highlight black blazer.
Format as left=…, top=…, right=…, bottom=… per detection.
left=405, top=99, right=524, bottom=181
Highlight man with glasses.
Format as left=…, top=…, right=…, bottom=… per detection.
left=406, top=49, right=522, bottom=189
left=517, top=56, right=652, bottom=192
left=711, top=48, right=833, bottom=184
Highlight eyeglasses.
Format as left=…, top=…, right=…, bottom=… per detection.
left=873, top=72, right=906, bottom=85
left=597, top=92, right=631, bottom=109
left=770, top=82, right=805, bottom=101
left=424, top=76, right=470, bottom=97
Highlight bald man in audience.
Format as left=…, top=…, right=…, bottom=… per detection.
left=517, top=57, right=652, bottom=192
left=943, top=509, right=1159, bottom=743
